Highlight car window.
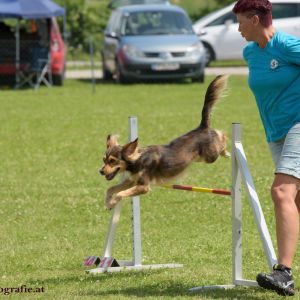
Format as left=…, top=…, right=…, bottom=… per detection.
left=272, top=3, right=300, bottom=19
left=105, top=12, right=117, bottom=34
left=206, top=11, right=237, bottom=27
left=105, top=11, right=122, bottom=35
left=112, top=12, right=123, bottom=35
left=122, top=10, right=193, bottom=35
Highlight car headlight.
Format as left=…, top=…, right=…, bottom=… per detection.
left=186, top=42, right=204, bottom=58
left=123, top=45, right=145, bottom=58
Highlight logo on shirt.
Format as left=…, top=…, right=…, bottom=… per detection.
left=270, top=59, right=279, bottom=69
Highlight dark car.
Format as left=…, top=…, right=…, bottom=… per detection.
left=101, top=4, right=205, bottom=83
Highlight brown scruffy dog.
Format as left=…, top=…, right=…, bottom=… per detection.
left=100, top=75, right=229, bottom=209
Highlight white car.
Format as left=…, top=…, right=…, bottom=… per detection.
left=193, top=0, right=300, bottom=65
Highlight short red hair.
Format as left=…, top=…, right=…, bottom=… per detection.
left=232, top=0, right=272, bottom=27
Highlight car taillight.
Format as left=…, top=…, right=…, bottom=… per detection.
left=52, top=40, right=60, bottom=52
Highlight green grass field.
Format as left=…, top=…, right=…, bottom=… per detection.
left=1, top=76, right=297, bottom=299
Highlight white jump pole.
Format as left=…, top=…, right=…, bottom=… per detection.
left=86, top=116, right=183, bottom=274
left=129, top=117, right=142, bottom=266
left=190, top=123, right=277, bottom=292
left=232, top=123, right=277, bottom=274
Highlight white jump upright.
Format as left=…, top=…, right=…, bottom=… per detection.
left=190, top=123, right=277, bottom=291
left=86, top=116, right=183, bottom=274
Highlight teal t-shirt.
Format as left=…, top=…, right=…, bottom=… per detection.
left=243, top=31, right=300, bottom=142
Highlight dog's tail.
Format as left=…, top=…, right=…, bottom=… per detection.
left=199, top=75, right=228, bottom=129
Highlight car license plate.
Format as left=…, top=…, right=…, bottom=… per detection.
left=151, top=63, right=180, bottom=71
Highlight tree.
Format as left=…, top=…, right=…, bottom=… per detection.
left=55, top=0, right=110, bottom=57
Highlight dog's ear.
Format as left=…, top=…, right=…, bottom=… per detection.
left=121, top=138, right=139, bottom=160
left=106, top=134, right=119, bottom=149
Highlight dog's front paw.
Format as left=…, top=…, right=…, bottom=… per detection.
left=106, top=194, right=122, bottom=210
left=105, top=191, right=113, bottom=207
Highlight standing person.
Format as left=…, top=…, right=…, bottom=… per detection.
left=232, top=0, right=300, bottom=296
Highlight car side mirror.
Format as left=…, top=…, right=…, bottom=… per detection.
left=197, top=29, right=207, bottom=37
left=224, top=19, right=233, bottom=28
left=105, top=32, right=119, bottom=39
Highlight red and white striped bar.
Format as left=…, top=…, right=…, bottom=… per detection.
left=163, top=184, right=231, bottom=196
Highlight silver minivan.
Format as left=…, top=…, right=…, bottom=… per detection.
left=101, top=4, right=205, bottom=83
left=193, top=0, right=300, bottom=65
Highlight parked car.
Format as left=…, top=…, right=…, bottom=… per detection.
left=108, top=0, right=169, bottom=9
left=101, top=4, right=205, bottom=83
left=193, top=0, right=300, bottom=65
left=0, top=17, right=66, bottom=86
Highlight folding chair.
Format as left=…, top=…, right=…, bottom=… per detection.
left=29, top=47, right=52, bottom=89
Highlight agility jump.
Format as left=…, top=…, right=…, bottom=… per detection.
left=83, top=117, right=278, bottom=291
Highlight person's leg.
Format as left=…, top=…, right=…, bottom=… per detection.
left=257, top=123, right=300, bottom=296
left=256, top=174, right=299, bottom=296
left=273, top=123, right=300, bottom=267
left=271, top=174, right=300, bottom=268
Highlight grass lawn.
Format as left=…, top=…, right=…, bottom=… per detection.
left=0, top=76, right=296, bottom=299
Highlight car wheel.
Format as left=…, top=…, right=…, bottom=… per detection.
left=52, top=72, right=65, bottom=86
left=203, top=43, right=214, bottom=66
left=102, top=55, right=113, bottom=81
left=192, top=72, right=205, bottom=83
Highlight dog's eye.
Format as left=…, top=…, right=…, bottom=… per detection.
left=103, top=157, right=106, bottom=163
left=109, top=158, right=116, bottom=164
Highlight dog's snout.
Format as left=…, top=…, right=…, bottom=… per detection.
left=99, top=168, right=105, bottom=175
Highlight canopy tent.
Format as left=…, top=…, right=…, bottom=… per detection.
left=0, top=0, right=65, bottom=19
left=0, top=0, right=65, bottom=87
